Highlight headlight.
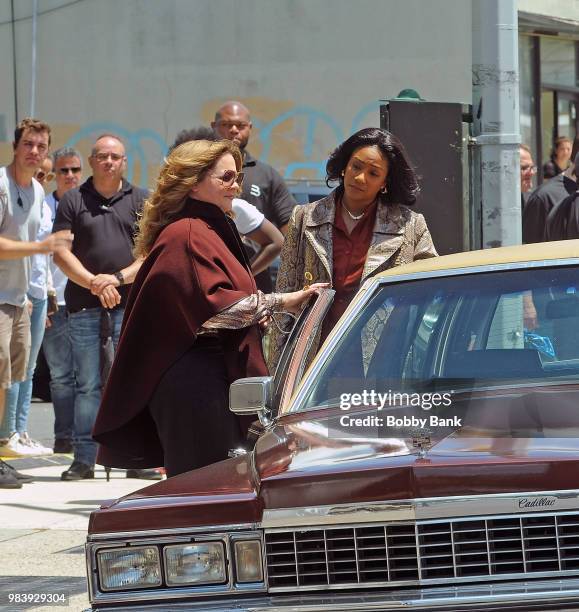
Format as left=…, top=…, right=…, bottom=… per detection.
left=97, top=546, right=162, bottom=591
left=234, top=540, right=263, bottom=583
left=164, top=542, right=227, bottom=586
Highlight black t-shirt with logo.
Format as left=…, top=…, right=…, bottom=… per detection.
left=241, top=152, right=297, bottom=292
left=241, top=151, right=296, bottom=229
left=52, top=177, right=147, bottom=312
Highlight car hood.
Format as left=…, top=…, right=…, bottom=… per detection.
left=89, top=387, right=579, bottom=535
left=255, top=387, right=579, bottom=508
left=88, top=454, right=262, bottom=534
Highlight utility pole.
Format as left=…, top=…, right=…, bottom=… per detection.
left=30, top=0, right=38, bottom=118
left=472, top=0, right=521, bottom=248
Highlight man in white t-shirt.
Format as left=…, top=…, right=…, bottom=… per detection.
left=0, top=118, right=72, bottom=488
left=231, top=198, right=283, bottom=277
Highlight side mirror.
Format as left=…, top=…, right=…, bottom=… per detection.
left=229, top=376, right=273, bottom=427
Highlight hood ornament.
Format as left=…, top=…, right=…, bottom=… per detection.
left=411, top=428, right=432, bottom=457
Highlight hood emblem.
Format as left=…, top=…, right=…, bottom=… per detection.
left=411, top=429, right=432, bottom=457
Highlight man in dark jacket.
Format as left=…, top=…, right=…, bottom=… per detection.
left=53, top=134, right=156, bottom=481
left=523, top=139, right=578, bottom=243
left=545, top=153, right=579, bottom=241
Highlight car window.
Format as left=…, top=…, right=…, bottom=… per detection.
left=297, top=266, right=579, bottom=412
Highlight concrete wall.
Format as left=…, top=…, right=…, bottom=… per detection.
left=0, top=0, right=472, bottom=187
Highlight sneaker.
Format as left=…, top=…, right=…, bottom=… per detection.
left=0, top=459, right=33, bottom=483
left=19, top=432, right=53, bottom=456
left=61, top=461, right=94, bottom=481
left=0, top=461, right=22, bottom=488
left=126, top=468, right=164, bottom=480
left=53, top=438, right=73, bottom=454
left=0, top=432, right=37, bottom=457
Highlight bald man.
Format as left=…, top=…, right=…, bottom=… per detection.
left=53, top=134, right=159, bottom=482
left=212, top=101, right=296, bottom=291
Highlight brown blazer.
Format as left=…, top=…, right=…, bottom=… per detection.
left=267, top=190, right=437, bottom=370
left=93, top=199, right=268, bottom=469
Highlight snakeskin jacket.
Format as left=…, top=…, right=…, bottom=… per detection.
left=267, top=190, right=437, bottom=372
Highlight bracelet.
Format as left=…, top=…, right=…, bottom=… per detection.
left=113, top=271, right=125, bottom=286
left=271, top=292, right=284, bottom=312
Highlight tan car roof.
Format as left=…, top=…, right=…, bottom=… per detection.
left=377, top=239, right=579, bottom=279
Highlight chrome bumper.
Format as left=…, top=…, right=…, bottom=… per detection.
left=86, top=577, right=579, bottom=611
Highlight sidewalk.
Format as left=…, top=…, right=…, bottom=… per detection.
left=0, top=401, right=154, bottom=611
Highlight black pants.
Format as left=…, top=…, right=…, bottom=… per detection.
left=148, top=338, right=244, bottom=477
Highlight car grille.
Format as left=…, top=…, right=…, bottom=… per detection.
left=265, top=512, right=579, bottom=591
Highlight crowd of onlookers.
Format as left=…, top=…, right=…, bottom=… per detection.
left=1, top=106, right=577, bottom=490
left=0, top=102, right=292, bottom=488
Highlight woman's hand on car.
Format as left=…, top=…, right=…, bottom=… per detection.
left=280, top=283, right=329, bottom=314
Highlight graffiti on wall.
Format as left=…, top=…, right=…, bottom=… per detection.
left=59, top=100, right=382, bottom=189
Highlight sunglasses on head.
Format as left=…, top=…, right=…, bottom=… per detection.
left=211, top=170, right=244, bottom=187
left=35, top=170, right=55, bottom=182
left=57, top=166, right=82, bottom=175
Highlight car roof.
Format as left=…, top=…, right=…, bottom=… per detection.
left=377, top=239, right=579, bottom=279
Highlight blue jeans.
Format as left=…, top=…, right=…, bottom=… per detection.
left=68, top=307, right=124, bottom=466
left=42, top=308, right=75, bottom=441
left=0, top=295, right=47, bottom=438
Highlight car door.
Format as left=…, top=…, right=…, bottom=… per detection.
left=270, top=288, right=335, bottom=417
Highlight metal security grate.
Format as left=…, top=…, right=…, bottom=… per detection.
left=265, top=512, right=579, bottom=591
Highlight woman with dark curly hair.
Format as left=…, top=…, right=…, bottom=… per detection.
left=268, top=127, right=437, bottom=371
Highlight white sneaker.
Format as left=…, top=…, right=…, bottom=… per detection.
left=19, top=432, right=54, bottom=457
left=0, top=432, right=38, bottom=457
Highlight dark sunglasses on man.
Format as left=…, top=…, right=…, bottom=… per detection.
left=57, top=166, right=82, bottom=175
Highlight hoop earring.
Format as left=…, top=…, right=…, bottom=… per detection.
left=380, top=185, right=388, bottom=194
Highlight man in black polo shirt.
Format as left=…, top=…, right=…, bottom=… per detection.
left=212, top=101, right=296, bottom=291
left=53, top=134, right=149, bottom=481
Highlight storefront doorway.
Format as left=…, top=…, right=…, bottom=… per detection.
left=541, top=90, right=579, bottom=168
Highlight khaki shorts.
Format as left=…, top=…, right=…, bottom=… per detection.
left=0, top=303, right=31, bottom=389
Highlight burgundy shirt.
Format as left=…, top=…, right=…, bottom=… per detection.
left=321, top=199, right=377, bottom=340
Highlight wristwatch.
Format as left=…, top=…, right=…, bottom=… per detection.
left=113, top=271, right=125, bottom=286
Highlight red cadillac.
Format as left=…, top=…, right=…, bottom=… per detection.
left=86, top=240, right=579, bottom=611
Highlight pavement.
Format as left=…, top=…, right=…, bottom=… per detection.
left=0, top=401, right=159, bottom=612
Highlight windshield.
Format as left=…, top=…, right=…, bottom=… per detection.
left=298, top=266, right=579, bottom=414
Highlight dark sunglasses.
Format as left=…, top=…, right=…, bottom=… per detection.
left=57, top=166, right=82, bottom=175
left=211, top=170, right=244, bottom=187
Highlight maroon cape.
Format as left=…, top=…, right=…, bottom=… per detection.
left=93, top=199, right=268, bottom=468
